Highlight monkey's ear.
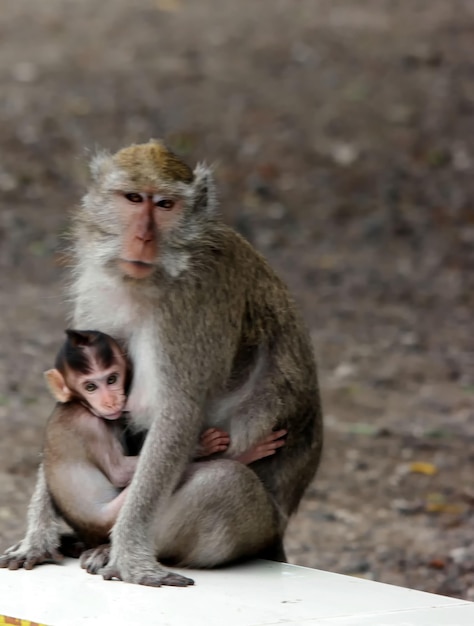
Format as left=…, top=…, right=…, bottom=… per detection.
left=192, top=163, right=217, bottom=216
left=44, top=369, right=72, bottom=403
left=89, top=151, right=113, bottom=183
left=65, top=329, right=89, bottom=347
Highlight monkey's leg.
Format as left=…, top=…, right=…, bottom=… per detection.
left=0, top=464, right=63, bottom=570
left=153, top=460, right=281, bottom=568
left=82, top=460, right=280, bottom=578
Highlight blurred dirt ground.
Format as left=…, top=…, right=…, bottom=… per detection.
left=0, top=0, right=473, bottom=599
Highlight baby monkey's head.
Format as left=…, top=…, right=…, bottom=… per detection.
left=45, top=330, right=130, bottom=420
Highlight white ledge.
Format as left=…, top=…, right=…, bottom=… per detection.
left=0, top=559, right=473, bottom=626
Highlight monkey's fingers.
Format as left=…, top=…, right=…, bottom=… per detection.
left=260, top=438, right=286, bottom=453
left=99, top=563, right=194, bottom=587
left=201, top=441, right=229, bottom=456
left=236, top=449, right=273, bottom=465
left=235, top=434, right=287, bottom=465
left=199, top=427, right=218, bottom=437
left=137, top=570, right=194, bottom=587
left=157, top=572, right=195, bottom=587
left=199, top=428, right=229, bottom=445
left=0, top=545, right=63, bottom=570
left=101, top=567, right=123, bottom=582
left=264, top=429, right=288, bottom=444
left=0, top=548, right=25, bottom=569
left=196, top=429, right=230, bottom=457
left=206, top=434, right=230, bottom=446
left=80, top=544, right=110, bottom=574
left=24, top=549, right=63, bottom=570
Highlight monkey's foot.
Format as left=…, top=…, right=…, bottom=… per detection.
left=80, top=543, right=111, bottom=574
left=0, top=537, right=63, bottom=570
left=99, top=564, right=194, bottom=587
left=82, top=544, right=194, bottom=587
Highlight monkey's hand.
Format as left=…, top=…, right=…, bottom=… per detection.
left=0, top=528, right=62, bottom=570
left=0, top=464, right=63, bottom=570
left=233, top=429, right=287, bottom=465
left=194, top=427, right=230, bottom=458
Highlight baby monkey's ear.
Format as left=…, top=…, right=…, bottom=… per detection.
left=44, top=369, right=72, bottom=403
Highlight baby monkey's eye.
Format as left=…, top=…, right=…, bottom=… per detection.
left=124, top=192, right=143, bottom=203
left=107, top=374, right=118, bottom=385
left=84, top=382, right=97, bottom=393
left=155, top=198, right=175, bottom=210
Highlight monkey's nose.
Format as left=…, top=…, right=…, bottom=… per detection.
left=136, top=231, right=153, bottom=243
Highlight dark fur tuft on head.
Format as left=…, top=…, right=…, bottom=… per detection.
left=56, top=330, right=118, bottom=375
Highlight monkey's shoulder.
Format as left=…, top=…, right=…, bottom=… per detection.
left=204, top=226, right=293, bottom=300
left=46, top=402, right=117, bottom=444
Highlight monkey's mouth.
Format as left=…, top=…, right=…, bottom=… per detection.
left=101, top=409, right=124, bottom=420
left=122, top=259, right=153, bottom=267
left=119, top=259, right=155, bottom=279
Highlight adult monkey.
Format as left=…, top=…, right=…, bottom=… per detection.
left=0, top=140, right=323, bottom=587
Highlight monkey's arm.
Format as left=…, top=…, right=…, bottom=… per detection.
left=78, top=415, right=139, bottom=489
left=0, top=463, right=62, bottom=569
left=99, top=454, right=138, bottom=489
left=100, top=395, right=201, bottom=587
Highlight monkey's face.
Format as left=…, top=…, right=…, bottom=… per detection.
left=81, top=140, right=216, bottom=280
left=69, top=356, right=128, bottom=420
left=114, top=191, right=185, bottom=280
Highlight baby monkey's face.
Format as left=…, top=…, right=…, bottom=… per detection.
left=69, top=352, right=128, bottom=420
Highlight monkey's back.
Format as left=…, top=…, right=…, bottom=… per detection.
left=211, top=227, right=323, bottom=522
left=43, top=404, right=122, bottom=542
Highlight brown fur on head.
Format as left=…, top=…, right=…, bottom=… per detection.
left=88, top=140, right=200, bottom=198
left=114, top=140, right=194, bottom=187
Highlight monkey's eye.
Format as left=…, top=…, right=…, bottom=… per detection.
left=155, top=198, right=175, bottom=210
left=124, top=192, right=144, bottom=203
left=107, top=374, right=118, bottom=385
left=84, top=382, right=97, bottom=393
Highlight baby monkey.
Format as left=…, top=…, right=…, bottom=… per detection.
left=43, top=330, right=286, bottom=548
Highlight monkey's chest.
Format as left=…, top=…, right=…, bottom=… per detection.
left=75, top=275, right=141, bottom=339
left=125, top=322, right=167, bottom=429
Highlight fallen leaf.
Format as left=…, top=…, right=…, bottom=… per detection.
left=425, top=493, right=466, bottom=514
left=348, top=423, right=379, bottom=436
left=155, top=0, right=182, bottom=12
left=409, top=462, right=437, bottom=475
left=426, top=502, right=466, bottom=514
left=425, top=429, right=452, bottom=439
